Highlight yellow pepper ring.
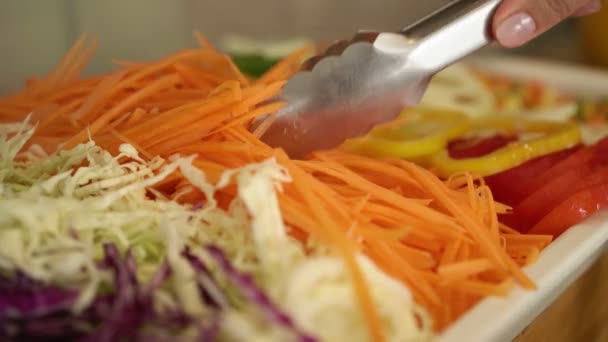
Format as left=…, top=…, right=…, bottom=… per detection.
left=429, top=118, right=581, bottom=177
left=341, top=109, right=470, bottom=159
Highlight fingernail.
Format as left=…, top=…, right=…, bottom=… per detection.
left=496, top=12, right=537, bottom=48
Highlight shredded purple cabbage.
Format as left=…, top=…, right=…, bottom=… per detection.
left=0, top=242, right=315, bottom=342
left=0, top=273, right=94, bottom=341
left=83, top=244, right=191, bottom=342
left=0, top=272, right=78, bottom=318
left=204, top=245, right=318, bottom=342
left=0, top=245, right=191, bottom=342
left=198, top=317, right=221, bottom=342
left=182, top=247, right=226, bottom=309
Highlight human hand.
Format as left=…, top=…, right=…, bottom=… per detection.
left=493, top=0, right=602, bottom=47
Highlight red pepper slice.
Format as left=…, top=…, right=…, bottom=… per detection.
left=591, top=136, right=608, bottom=164
left=503, top=165, right=596, bottom=231
left=514, top=145, right=595, bottom=203
left=486, top=136, right=608, bottom=235
left=512, top=136, right=608, bottom=204
left=528, top=184, right=608, bottom=236
left=483, top=145, right=581, bottom=206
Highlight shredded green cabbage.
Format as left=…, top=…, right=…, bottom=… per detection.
left=232, top=158, right=434, bottom=342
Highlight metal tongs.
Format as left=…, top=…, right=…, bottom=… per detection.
left=255, top=0, right=502, bottom=158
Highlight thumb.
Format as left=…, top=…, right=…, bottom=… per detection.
left=493, top=0, right=602, bottom=48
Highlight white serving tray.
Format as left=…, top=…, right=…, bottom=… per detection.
left=439, top=55, right=608, bottom=342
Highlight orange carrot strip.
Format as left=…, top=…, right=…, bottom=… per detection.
left=275, top=150, right=384, bottom=342
left=437, top=258, right=495, bottom=285
left=64, top=74, right=181, bottom=148
left=68, top=68, right=129, bottom=122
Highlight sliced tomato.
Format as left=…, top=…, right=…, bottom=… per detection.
left=484, top=145, right=580, bottom=206
left=439, top=130, right=608, bottom=237
left=507, top=165, right=608, bottom=232
left=513, top=145, right=594, bottom=202
left=502, top=165, right=594, bottom=231
left=494, top=137, right=608, bottom=207
left=494, top=136, right=608, bottom=235
left=591, top=136, right=608, bottom=165
left=527, top=184, right=608, bottom=236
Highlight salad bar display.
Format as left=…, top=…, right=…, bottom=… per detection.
left=1, top=34, right=607, bottom=342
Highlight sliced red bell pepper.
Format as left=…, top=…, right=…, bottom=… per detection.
left=491, top=136, right=608, bottom=235
left=511, top=136, right=608, bottom=206
left=591, top=136, right=608, bottom=165
left=527, top=184, right=608, bottom=236
left=504, top=165, right=599, bottom=232
left=483, top=145, right=581, bottom=206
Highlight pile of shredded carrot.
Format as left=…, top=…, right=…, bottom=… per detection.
left=0, top=34, right=553, bottom=340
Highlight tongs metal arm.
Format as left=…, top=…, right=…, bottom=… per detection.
left=402, top=0, right=501, bottom=72
left=256, top=0, right=503, bottom=158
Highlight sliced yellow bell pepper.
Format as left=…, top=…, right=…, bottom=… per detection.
left=341, top=109, right=470, bottom=159
left=428, top=118, right=581, bottom=177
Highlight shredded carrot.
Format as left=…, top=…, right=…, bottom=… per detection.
left=439, top=239, right=462, bottom=266
left=67, top=68, right=129, bottom=123
left=193, top=31, right=215, bottom=50
left=437, top=258, right=495, bottom=285
left=63, top=74, right=181, bottom=149
left=274, top=150, right=384, bottom=342
left=0, top=34, right=554, bottom=336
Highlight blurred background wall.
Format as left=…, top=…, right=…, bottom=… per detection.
left=0, top=0, right=587, bottom=94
